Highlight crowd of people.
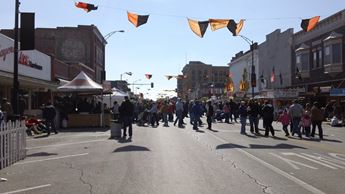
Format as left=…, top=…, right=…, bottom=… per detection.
left=112, top=97, right=343, bottom=140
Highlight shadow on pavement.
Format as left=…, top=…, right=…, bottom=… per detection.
left=207, top=129, right=219, bottom=132
left=34, top=134, right=51, bottom=138
left=249, top=143, right=306, bottom=149
left=59, top=127, right=110, bottom=133
left=27, top=152, right=58, bottom=157
left=113, top=145, right=151, bottom=152
left=216, top=143, right=247, bottom=149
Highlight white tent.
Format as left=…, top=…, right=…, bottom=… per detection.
left=102, top=87, right=128, bottom=108
left=57, top=71, right=103, bottom=93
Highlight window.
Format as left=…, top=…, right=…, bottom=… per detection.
left=324, top=46, right=331, bottom=65
left=332, top=43, right=341, bottom=63
left=296, top=52, right=309, bottom=71
left=318, top=49, right=322, bottom=68
left=312, top=51, right=317, bottom=69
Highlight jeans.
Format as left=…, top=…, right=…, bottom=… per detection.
left=292, top=117, right=302, bottom=137
left=311, top=121, right=323, bottom=139
left=240, top=117, right=247, bottom=134
left=122, top=116, right=133, bottom=136
left=249, top=116, right=259, bottom=133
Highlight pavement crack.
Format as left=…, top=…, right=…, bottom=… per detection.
left=190, top=132, right=272, bottom=193
left=65, top=162, right=93, bottom=194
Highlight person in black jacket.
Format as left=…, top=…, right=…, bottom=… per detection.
left=43, top=102, right=57, bottom=135
left=206, top=101, right=214, bottom=130
left=238, top=101, right=248, bottom=134
left=248, top=99, right=260, bottom=134
left=262, top=100, right=275, bottom=137
left=119, top=96, right=134, bottom=138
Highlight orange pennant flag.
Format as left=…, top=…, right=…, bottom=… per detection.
left=145, top=74, right=152, bottom=79
left=187, top=18, right=209, bottom=38
left=209, top=19, right=229, bottom=31
left=75, top=2, right=98, bottom=12
left=301, top=16, right=320, bottom=32
left=127, top=12, right=149, bottom=27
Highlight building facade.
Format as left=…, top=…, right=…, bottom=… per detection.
left=259, top=29, right=294, bottom=90
left=228, top=47, right=259, bottom=98
left=292, top=9, right=345, bottom=104
left=178, top=61, right=228, bottom=99
left=1, top=25, right=106, bottom=83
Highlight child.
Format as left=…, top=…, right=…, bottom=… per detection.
left=301, top=110, right=312, bottom=137
left=278, top=109, right=290, bottom=136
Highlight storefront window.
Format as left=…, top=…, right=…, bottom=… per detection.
left=324, top=46, right=331, bottom=65
left=301, top=53, right=309, bottom=71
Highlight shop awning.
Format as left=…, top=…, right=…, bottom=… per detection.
left=57, top=71, right=103, bottom=93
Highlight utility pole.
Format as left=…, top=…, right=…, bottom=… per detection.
left=12, top=0, right=20, bottom=114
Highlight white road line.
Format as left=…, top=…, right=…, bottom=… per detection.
left=14, top=153, right=89, bottom=165
left=206, top=131, right=326, bottom=194
left=0, top=184, right=51, bottom=194
left=27, top=139, right=106, bottom=149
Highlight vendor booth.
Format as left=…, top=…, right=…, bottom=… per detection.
left=57, top=71, right=110, bottom=128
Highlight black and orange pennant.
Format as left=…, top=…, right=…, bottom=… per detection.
left=209, top=19, right=229, bottom=31
left=227, top=19, right=244, bottom=36
left=187, top=18, right=209, bottom=38
left=145, top=74, right=152, bottom=79
left=75, top=2, right=98, bottom=12
left=165, top=75, right=173, bottom=80
left=301, top=16, right=320, bottom=32
left=127, top=12, right=149, bottom=28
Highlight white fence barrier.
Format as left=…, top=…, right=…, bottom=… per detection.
left=0, top=121, right=26, bottom=170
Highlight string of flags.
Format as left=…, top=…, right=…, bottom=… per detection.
left=74, top=1, right=321, bottom=37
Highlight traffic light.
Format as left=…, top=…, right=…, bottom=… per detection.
left=151, top=82, right=154, bottom=88
left=20, top=13, right=35, bottom=50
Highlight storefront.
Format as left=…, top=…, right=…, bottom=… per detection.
left=0, top=33, right=57, bottom=116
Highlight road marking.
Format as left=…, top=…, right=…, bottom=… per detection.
left=14, top=153, right=88, bottom=165
left=0, top=184, right=51, bottom=194
left=283, top=153, right=339, bottom=169
left=301, top=153, right=345, bottom=169
left=329, top=153, right=345, bottom=162
left=27, top=139, right=106, bottom=149
left=270, top=153, right=317, bottom=170
left=206, top=131, right=326, bottom=194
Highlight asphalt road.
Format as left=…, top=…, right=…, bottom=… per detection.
left=0, top=119, right=344, bottom=194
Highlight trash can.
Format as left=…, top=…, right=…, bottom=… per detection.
left=110, top=120, right=122, bottom=139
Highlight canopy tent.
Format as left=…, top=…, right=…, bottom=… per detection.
left=102, top=87, right=128, bottom=108
left=57, top=71, right=103, bottom=93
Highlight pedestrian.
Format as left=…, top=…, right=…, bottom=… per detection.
left=301, top=109, right=312, bottom=137
left=262, top=100, right=275, bottom=137
left=119, top=96, right=134, bottom=138
left=43, top=102, right=58, bottom=135
left=149, top=101, right=159, bottom=127
left=278, top=108, right=290, bottom=136
left=191, top=100, right=202, bottom=131
left=160, top=101, right=169, bottom=127
left=206, top=100, right=214, bottom=130
left=174, top=98, right=184, bottom=128
left=1, top=98, right=13, bottom=123
left=238, top=101, right=248, bottom=135
left=310, top=102, right=324, bottom=140
left=112, top=101, right=119, bottom=121
left=289, top=100, right=303, bottom=139
left=248, top=99, right=260, bottom=134
left=223, top=102, right=230, bottom=123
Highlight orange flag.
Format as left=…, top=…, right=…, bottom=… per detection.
left=209, top=19, right=229, bottom=31
left=75, top=2, right=98, bottom=12
left=227, top=19, right=244, bottom=36
left=165, top=75, right=173, bottom=80
left=301, top=16, right=320, bottom=32
left=145, top=74, right=152, bottom=79
left=187, top=18, right=209, bottom=38
left=127, top=12, right=149, bottom=27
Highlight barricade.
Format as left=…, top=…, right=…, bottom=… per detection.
left=0, top=121, right=26, bottom=170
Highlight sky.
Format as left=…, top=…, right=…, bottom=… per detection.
left=1, top=0, right=344, bottom=99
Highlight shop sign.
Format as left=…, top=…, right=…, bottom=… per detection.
left=330, top=88, right=345, bottom=96
left=0, top=33, right=51, bottom=81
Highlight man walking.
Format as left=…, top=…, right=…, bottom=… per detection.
left=206, top=100, right=214, bottom=130
left=262, top=100, right=275, bottom=137
left=119, top=96, right=134, bottom=138
left=289, top=100, right=303, bottom=139
left=43, top=102, right=57, bottom=135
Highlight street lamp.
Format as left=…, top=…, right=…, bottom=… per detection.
left=104, top=30, right=125, bottom=41
left=240, top=35, right=257, bottom=98
left=120, top=72, right=132, bottom=80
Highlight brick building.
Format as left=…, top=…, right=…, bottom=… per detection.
left=178, top=61, right=228, bottom=99
left=1, top=25, right=106, bottom=83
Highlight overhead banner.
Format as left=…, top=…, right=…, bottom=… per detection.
left=75, top=2, right=98, bottom=12
left=128, top=12, right=150, bottom=27
left=188, top=18, right=209, bottom=38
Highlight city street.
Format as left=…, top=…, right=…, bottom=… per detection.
left=1, top=119, right=345, bottom=194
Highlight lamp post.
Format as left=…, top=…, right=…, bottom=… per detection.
left=240, top=35, right=257, bottom=98
left=104, top=30, right=125, bottom=41
left=120, top=72, right=132, bottom=80
left=12, top=0, right=20, bottom=115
